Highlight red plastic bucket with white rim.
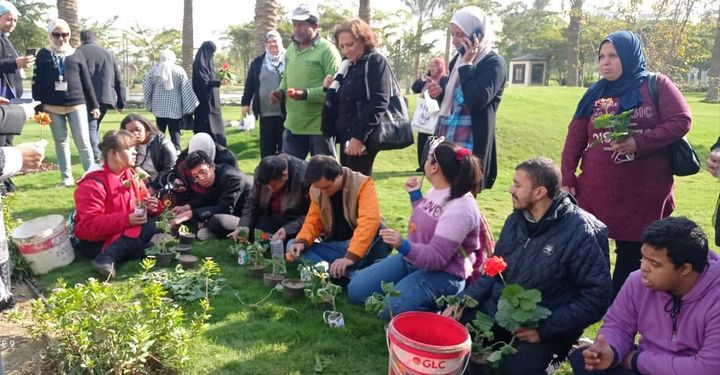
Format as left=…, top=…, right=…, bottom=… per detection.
left=11, top=214, right=75, bottom=274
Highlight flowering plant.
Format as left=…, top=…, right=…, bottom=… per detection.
left=216, top=62, right=235, bottom=83
left=590, top=98, right=634, bottom=148
left=34, top=111, right=51, bottom=139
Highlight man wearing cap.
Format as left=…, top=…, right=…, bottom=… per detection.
left=269, top=3, right=340, bottom=160
left=78, top=30, right=126, bottom=163
left=0, top=1, right=34, bottom=194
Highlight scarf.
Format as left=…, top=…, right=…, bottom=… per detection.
left=423, top=57, right=447, bottom=92
left=188, top=133, right=216, bottom=161
left=154, top=50, right=177, bottom=90
left=574, top=31, right=650, bottom=118
left=46, top=19, right=75, bottom=55
left=263, top=30, right=286, bottom=74
left=439, top=7, right=492, bottom=117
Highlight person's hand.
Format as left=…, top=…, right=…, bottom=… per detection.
left=344, top=138, right=365, bottom=156
left=145, top=196, right=159, bottom=212
left=288, top=242, right=305, bottom=258
left=561, top=185, right=576, bottom=196
left=16, top=140, right=47, bottom=172
left=269, top=90, right=284, bottom=104
left=91, top=108, right=101, bottom=119
left=460, top=34, right=480, bottom=64
left=16, top=55, right=35, bottom=69
left=441, top=306, right=455, bottom=318
left=380, top=228, right=403, bottom=249
left=171, top=204, right=191, bottom=215
left=514, top=328, right=541, bottom=343
left=582, top=335, right=615, bottom=371
left=330, top=257, right=355, bottom=278
left=220, top=78, right=230, bottom=86
left=611, top=136, right=637, bottom=155
left=272, top=227, right=287, bottom=242
left=426, top=80, right=443, bottom=99
left=227, top=227, right=241, bottom=241
left=621, top=350, right=637, bottom=370
left=405, top=176, right=423, bottom=193
left=128, top=212, right=147, bottom=226
left=286, top=88, right=307, bottom=101
left=241, top=106, right=251, bottom=117
left=172, top=209, right=192, bottom=225
left=707, top=149, right=720, bottom=177
left=0, top=97, right=8, bottom=105
left=323, top=75, right=334, bottom=89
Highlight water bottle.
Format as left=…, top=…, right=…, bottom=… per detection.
left=270, top=239, right=286, bottom=274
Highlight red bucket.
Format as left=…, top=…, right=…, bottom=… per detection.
left=387, top=312, right=471, bottom=375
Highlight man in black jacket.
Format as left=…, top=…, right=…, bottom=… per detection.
left=456, top=157, right=612, bottom=375
left=78, top=30, right=126, bottom=162
left=171, top=151, right=252, bottom=240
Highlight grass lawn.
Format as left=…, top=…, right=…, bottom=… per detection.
left=7, top=86, right=720, bottom=374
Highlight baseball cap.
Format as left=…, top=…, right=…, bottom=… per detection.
left=291, top=4, right=319, bottom=22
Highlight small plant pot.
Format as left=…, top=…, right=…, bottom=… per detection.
left=322, top=310, right=345, bottom=328
left=281, top=279, right=305, bottom=300
left=178, top=254, right=199, bottom=269
left=174, top=244, right=192, bottom=255
left=179, top=233, right=195, bottom=245
left=247, top=265, right=265, bottom=279
left=263, top=273, right=285, bottom=288
left=155, top=253, right=175, bottom=267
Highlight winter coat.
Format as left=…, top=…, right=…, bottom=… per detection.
left=0, top=35, right=23, bottom=99
left=143, top=133, right=177, bottom=190
left=77, top=41, right=126, bottom=108
left=241, top=53, right=286, bottom=118
left=186, top=164, right=252, bottom=222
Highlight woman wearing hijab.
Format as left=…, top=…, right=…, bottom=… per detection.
left=32, top=19, right=100, bottom=188
left=143, top=49, right=199, bottom=151
left=241, top=30, right=286, bottom=158
left=411, top=57, right=448, bottom=172
left=192, top=41, right=226, bottom=146
left=561, top=31, right=692, bottom=298
left=433, top=7, right=506, bottom=190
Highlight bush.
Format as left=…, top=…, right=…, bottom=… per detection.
left=29, top=275, right=210, bottom=373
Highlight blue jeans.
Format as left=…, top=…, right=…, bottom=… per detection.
left=87, top=104, right=110, bottom=162
left=292, top=234, right=389, bottom=272
left=282, top=128, right=336, bottom=159
left=49, top=106, right=95, bottom=181
left=347, top=254, right=465, bottom=321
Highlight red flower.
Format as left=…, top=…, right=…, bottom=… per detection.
left=261, top=232, right=270, bottom=241
left=483, top=256, right=507, bottom=277
left=222, top=62, right=230, bottom=70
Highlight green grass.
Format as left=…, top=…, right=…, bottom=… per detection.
left=10, top=87, right=720, bottom=374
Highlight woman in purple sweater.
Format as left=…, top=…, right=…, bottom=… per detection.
left=347, top=139, right=492, bottom=320
left=561, top=31, right=691, bottom=299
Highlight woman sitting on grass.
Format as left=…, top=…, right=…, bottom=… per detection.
left=73, top=130, right=161, bottom=280
left=120, top=113, right=177, bottom=192
left=347, top=138, right=491, bottom=320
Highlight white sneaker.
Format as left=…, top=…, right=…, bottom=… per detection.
left=56, top=179, right=75, bottom=189
left=197, top=228, right=215, bottom=241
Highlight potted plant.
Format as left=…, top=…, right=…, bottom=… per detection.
left=246, top=242, right=266, bottom=279
left=155, top=208, right=175, bottom=235
left=364, top=281, right=401, bottom=318
left=317, top=282, right=343, bottom=328
left=134, top=200, right=147, bottom=216
left=178, top=254, right=199, bottom=269
left=146, top=233, right=179, bottom=267
left=228, top=227, right=250, bottom=264
left=263, top=257, right=286, bottom=288
left=178, top=224, right=195, bottom=244
left=302, top=261, right=332, bottom=308
left=281, top=278, right=305, bottom=301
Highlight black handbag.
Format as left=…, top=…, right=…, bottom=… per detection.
left=364, top=53, right=414, bottom=151
left=667, top=137, right=700, bottom=176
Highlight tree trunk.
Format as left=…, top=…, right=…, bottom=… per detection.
left=359, top=0, right=371, bottom=24
left=182, top=0, right=194, bottom=77
left=565, top=1, right=583, bottom=87
left=254, top=0, right=280, bottom=56
left=705, top=7, right=720, bottom=102
left=56, top=0, right=80, bottom=48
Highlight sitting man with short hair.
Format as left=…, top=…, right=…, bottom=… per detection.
left=171, top=150, right=252, bottom=240
left=230, top=153, right=310, bottom=243
left=288, top=155, right=388, bottom=279
left=571, top=216, right=720, bottom=375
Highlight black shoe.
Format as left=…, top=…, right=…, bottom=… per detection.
left=0, top=296, right=16, bottom=312
left=4, top=178, right=16, bottom=193
left=91, top=257, right=116, bottom=280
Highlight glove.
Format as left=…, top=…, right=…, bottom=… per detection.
left=286, top=88, right=308, bottom=101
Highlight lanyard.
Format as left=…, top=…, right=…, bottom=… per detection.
left=52, top=53, right=65, bottom=81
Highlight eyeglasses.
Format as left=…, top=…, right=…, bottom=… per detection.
left=51, top=32, right=69, bottom=39
left=190, top=166, right=212, bottom=182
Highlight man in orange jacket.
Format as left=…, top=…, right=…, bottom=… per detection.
left=288, top=155, right=388, bottom=279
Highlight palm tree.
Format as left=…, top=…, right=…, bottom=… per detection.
left=254, top=0, right=280, bottom=56
left=705, top=6, right=720, bottom=103
left=56, top=0, right=80, bottom=47
left=182, top=0, right=194, bottom=77
left=359, top=0, right=371, bottom=24
left=565, top=0, right=583, bottom=87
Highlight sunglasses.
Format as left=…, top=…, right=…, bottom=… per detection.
left=51, top=32, right=70, bottom=39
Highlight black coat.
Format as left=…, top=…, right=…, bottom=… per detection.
left=0, top=35, right=22, bottom=99
left=77, top=41, right=125, bottom=108
left=447, top=52, right=506, bottom=189
left=31, top=49, right=99, bottom=109
left=192, top=41, right=225, bottom=145
left=461, top=193, right=612, bottom=342
left=144, top=133, right=177, bottom=190
left=189, top=164, right=252, bottom=221
left=241, top=53, right=286, bottom=118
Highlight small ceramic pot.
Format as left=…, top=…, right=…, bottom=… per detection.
left=247, top=265, right=265, bottom=279
left=178, top=254, right=198, bottom=269
left=281, top=278, right=305, bottom=300
left=263, top=273, right=285, bottom=288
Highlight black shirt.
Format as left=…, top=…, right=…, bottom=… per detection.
left=330, top=190, right=353, bottom=241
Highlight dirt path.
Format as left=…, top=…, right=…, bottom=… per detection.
left=0, top=282, right=48, bottom=375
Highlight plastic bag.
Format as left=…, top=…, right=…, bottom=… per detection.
left=238, top=113, right=256, bottom=131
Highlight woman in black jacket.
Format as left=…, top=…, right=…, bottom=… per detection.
left=434, top=6, right=506, bottom=189
left=241, top=30, right=286, bottom=157
left=192, top=41, right=226, bottom=146
left=411, top=57, right=448, bottom=172
left=321, top=19, right=391, bottom=176
left=120, top=114, right=176, bottom=191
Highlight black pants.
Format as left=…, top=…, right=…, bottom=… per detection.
left=156, top=117, right=182, bottom=150
left=416, top=132, right=431, bottom=169
left=259, top=115, right=284, bottom=158
left=612, top=240, right=642, bottom=300
left=206, top=214, right=240, bottom=238
left=569, top=347, right=639, bottom=375
left=339, top=140, right=379, bottom=177
left=77, top=218, right=158, bottom=265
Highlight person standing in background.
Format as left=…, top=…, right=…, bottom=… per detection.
left=410, top=57, right=448, bottom=172
left=192, top=41, right=227, bottom=147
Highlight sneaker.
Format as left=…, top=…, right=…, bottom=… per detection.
left=56, top=178, right=75, bottom=189
left=197, top=228, right=215, bottom=241
left=91, top=257, right=116, bottom=280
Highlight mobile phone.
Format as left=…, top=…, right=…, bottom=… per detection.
left=458, top=28, right=484, bottom=55
left=25, top=48, right=37, bottom=56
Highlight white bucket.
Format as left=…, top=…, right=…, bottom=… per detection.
left=11, top=214, right=75, bottom=274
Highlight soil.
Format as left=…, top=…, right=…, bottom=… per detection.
left=0, top=281, right=50, bottom=374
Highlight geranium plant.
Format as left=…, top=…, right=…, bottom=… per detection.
left=216, top=62, right=236, bottom=83
left=364, top=281, right=401, bottom=318
left=436, top=295, right=479, bottom=321
left=590, top=98, right=634, bottom=148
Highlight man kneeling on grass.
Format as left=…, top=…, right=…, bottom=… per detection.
left=287, top=155, right=389, bottom=281
left=571, top=216, right=720, bottom=375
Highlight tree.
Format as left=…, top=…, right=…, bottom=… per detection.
left=319, top=1, right=354, bottom=41
left=401, top=0, right=446, bottom=80
left=705, top=3, right=720, bottom=102
left=182, top=0, right=193, bottom=77
left=565, top=0, right=584, bottom=86
left=359, top=0, right=371, bottom=23
left=224, top=22, right=255, bottom=82
left=56, top=0, right=80, bottom=47
left=79, top=16, right=120, bottom=50
left=254, top=0, right=280, bottom=56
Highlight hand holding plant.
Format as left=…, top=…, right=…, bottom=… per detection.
left=590, top=98, right=634, bottom=148
left=217, top=62, right=235, bottom=83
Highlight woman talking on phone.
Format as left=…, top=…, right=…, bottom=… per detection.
left=433, top=6, right=506, bottom=190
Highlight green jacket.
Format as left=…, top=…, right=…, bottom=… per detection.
left=279, top=36, right=340, bottom=135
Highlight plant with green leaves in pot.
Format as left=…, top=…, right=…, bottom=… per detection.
left=302, top=261, right=331, bottom=305
left=435, top=295, right=479, bottom=321
left=315, top=281, right=342, bottom=313
left=364, top=281, right=401, bottom=318
left=178, top=224, right=195, bottom=243
left=245, top=241, right=267, bottom=278
left=263, top=257, right=286, bottom=288
left=227, top=235, right=250, bottom=260
left=155, top=207, right=175, bottom=234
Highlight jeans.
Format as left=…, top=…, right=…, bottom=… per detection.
left=259, top=115, right=284, bottom=158
left=48, top=106, right=95, bottom=181
left=291, top=234, right=389, bottom=270
left=569, top=348, right=639, bottom=375
left=87, top=103, right=110, bottom=162
left=282, top=128, right=336, bottom=160
left=347, top=254, right=465, bottom=321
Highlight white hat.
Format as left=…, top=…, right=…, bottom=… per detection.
left=291, top=3, right=319, bottom=22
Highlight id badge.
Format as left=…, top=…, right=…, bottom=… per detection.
left=55, top=81, right=68, bottom=91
